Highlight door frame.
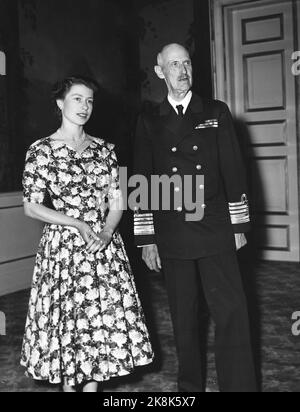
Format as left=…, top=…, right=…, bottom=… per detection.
left=209, top=0, right=300, bottom=261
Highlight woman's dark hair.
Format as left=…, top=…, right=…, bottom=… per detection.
left=52, top=75, right=99, bottom=101
left=52, top=75, right=99, bottom=118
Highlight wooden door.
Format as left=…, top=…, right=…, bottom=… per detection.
left=211, top=0, right=300, bottom=262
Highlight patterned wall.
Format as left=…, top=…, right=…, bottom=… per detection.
left=137, top=0, right=212, bottom=103
left=0, top=0, right=22, bottom=193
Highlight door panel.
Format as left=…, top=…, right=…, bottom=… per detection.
left=242, top=14, right=283, bottom=44
left=247, top=121, right=287, bottom=146
left=254, top=225, right=290, bottom=250
left=212, top=0, right=300, bottom=261
left=245, top=52, right=285, bottom=110
left=251, top=157, right=288, bottom=213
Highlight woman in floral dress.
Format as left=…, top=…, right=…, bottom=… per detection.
left=21, top=76, right=154, bottom=392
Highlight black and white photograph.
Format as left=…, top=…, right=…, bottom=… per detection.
left=0, top=0, right=299, bottom=394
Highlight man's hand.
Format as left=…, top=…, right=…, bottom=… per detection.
left=142, top=244, right=162, bottom=272
left=235, top=233, right=247, bottom=251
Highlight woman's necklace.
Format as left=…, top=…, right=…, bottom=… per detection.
left=57, top=129, right=88, bottom=151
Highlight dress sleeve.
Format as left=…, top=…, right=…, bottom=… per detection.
left=22, top=142, right=49, bottom=204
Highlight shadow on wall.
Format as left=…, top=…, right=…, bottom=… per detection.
left=234, top=119, right=268, bottom=262
left=234, top=117, right=267, bottom=391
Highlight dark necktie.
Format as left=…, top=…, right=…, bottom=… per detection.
left=176, top=105, right=184, bottom=118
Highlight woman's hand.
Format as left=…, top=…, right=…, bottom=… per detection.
left=91, top=230, right=112, bottom=253
left=88, top=229, right=113, bottom=254
left=76, top=221, right=98, bottom=247
left=76, top=222, right=113, bottom=253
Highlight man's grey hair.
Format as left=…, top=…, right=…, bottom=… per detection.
left=156, top=43, right=190, bottom=67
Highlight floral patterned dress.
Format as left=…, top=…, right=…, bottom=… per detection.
left=21, top=136, right=154, bottom=386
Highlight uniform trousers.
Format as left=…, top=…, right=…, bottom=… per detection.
left=162, top=251, right=257, bottom=392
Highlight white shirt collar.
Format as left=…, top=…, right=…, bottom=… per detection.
left=168, top=90, right=193, bottom=115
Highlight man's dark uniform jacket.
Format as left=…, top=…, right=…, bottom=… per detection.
left=134, top=93, right=250, bottom=258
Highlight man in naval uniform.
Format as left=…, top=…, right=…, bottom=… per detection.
left=134, top=43, right=257, bottom=392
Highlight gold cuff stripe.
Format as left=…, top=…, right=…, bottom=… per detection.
left=135, top=227, right=155, bottom=233
left=231, top=216, right=250, bottom=224
left=229, top=195, right=250, bottom=225
left=134, top=211, right=155, bottom=235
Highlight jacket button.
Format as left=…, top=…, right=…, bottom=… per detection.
left=193, top=145, right=198, bottom=151
left=172, top=167, right=178, bottom=173
left=196, top=165, right=202, bottom=170
left=199, top=185, right=204, bottom=190
left=177, top=207, right=182, bottom=212
left=202, top=204, right=206, bottom=209
left=174, top=187, right=180, bottom=193
left=172, top=147, right=177, bottom=152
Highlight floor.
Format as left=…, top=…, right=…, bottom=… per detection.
left=0, top=259, right=299, bottom=392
